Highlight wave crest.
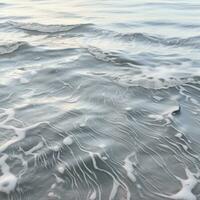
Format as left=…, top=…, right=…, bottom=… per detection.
left=117, top=32, right=200, bottom=48
left=8, top=21, right=93, bottom=34
left=0, top=41, right=29, bottom=55
left=2, top=21, right=200, bottom=49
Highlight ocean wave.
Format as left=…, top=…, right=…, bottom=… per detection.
left=144, top=21, right=200, bottom=29
left=0, top=41, right=30, bottom=55
left=86, top=46, right=200, bottom=89
left=8, top=21, right=93, bottom=34
left=116, top=32, right=200, bottom=48
left=87, top=46, right=142, bottom=66
left=3, top=21, right=200, bottom=49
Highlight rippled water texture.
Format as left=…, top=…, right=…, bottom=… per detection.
left=0, top=0, right=200, bottom=199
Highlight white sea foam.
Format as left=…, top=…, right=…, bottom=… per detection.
left=57, top=164, right=65, bottom=174
left=0, top=155, right=17, bottom=194
left=156, top=167, right=199, bottom=200
left=63, top=136, right=73, bottom=145
left=88, top=190, right=97, bottom=200
left=123, top=152, right=137, bottom=183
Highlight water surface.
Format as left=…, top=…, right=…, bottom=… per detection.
left=0, top=0, right=200, bottom=199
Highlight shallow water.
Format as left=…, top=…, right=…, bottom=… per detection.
left=0, top=0, right=200, bottom=199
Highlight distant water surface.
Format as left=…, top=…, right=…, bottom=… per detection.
left=0, top=0, right=200, bottom=199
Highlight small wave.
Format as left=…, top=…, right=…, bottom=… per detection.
left=144, top=21, right=200, bottom=29
left=4, top=21, right=200, bottom=49
left=87, top=46, right=142, bottom=66
left=116, top=33, right=200, bottom=48
left=86, top=46, right=200, bottom=89
left=0, top=41, right=29, bottom=55
left=8, top=21, right=93, bottom=34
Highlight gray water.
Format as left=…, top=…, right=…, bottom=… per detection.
left=0, top=0, right=200, bottom=199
